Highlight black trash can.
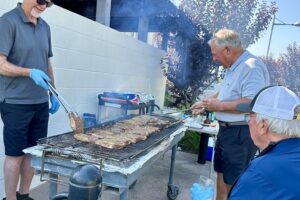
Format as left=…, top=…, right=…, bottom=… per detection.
left=52, top=164, right=102, bottom=200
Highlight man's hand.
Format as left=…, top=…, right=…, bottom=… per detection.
left=192, top=108, right=206, bottom=116
left=202, top=98, right=223, bottom=112
left=191, top=101, right=206, bottom=116
left=49, top=95, right=60, bottom=114
left=29, top=68, right=50, bottom=90
left=191, top=101, right=204, bottom=109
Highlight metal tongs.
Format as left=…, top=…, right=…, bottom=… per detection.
left=46, top=81, right=79, bottom=118
left=163, top=108, right=191, bottom=115
left=46, top=81, right=84, bottom=134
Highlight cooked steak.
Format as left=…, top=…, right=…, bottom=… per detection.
left=69, top=112, right=84, bottom=134
left=74, top=115, right=171, bottom=149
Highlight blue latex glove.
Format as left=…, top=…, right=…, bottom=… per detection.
left=190, top=183, right=214, bottom=200
left=29, top=69, right=50, bottom=90
left=49, top=95, right=60, bottom=114
left=191, top=183, right=205, bottom=200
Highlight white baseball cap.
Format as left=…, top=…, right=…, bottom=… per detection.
left=236, top=86, right=300, bottom=120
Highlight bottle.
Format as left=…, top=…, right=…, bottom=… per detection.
left=208, top=112, right=215, bottom=121
left=203, top=111, right=211, bottom=124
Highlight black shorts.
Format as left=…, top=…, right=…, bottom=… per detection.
left=214, top=125, right=257, bottom=185
left=1, top=102, right=49, bottom=156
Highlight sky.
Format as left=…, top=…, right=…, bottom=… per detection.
left=248, top=0, right=300, bottom=58
left=170, top=0, right=180, bottom=7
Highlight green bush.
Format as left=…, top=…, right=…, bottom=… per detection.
left=178, top=130, right=200, bottom=154
left=164, top=91, right=198, bottom=153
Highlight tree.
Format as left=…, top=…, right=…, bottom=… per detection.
left=161, top=27, right=215, bottom=108
left=160, top=0, right=277, bottom=107
left=262, top=42, right=300, bottom=95
left=180, top=0, right=277, bottom=48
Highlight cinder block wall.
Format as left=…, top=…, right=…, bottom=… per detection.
left=0, top=1, right=166, bottom=196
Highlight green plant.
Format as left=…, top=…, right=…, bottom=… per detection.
left=178, top=130, right=200, bottom=153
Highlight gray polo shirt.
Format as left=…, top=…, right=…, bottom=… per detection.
left=0, top=3, right=53, bottom=104
left=215, top=51, right=270, bottom=122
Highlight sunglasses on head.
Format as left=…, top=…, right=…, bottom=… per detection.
left=36, top=0, right=53, bottom=7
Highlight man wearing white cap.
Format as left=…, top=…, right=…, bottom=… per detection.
left=228, top=85, right=300, bottom=199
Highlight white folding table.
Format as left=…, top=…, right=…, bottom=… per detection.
left=184, top=118, right=219, bottom=177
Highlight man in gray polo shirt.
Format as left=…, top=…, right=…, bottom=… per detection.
left=191, top=28, right=269, bottom=200
left=0, top=0, right=60, bottom=199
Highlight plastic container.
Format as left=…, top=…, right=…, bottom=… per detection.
left=206, top=137, right=214, bottom=161
left=83, top=113, right=97, bottom=128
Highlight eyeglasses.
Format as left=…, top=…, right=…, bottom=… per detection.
left=245, top=113, right=256, bottom=123
left=36, top=0, right=53, bottom=7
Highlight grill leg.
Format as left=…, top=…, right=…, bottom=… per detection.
left=167, top=145, right=179, bottom=200
left=168, top=145, right=177, bottom=185
left=49, top=173, right=58, bottom=200
left=197, top=133, right=209, bottom=164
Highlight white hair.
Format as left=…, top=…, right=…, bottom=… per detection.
left=208, top=28, right=242, bottom=49
left=255, top=105, right=300, bottom=138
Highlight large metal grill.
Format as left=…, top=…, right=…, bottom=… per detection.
left=37, top=114, right=183, bottom=163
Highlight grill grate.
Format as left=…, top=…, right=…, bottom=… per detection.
left=38, top=114, right=183, bottom=162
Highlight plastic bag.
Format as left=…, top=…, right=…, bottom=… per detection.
left=190, top=176, right=214, bottom=200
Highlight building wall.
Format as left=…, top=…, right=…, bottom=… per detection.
left=0, top=1, right=166, bottom=196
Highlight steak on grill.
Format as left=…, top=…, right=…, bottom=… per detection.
left=74, top=115, right=171, bottom=149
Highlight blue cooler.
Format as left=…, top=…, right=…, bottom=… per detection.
left=206, top=137, right=214, bottom=161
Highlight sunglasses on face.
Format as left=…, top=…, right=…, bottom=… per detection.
left=36, top=0, right=53, bottom=7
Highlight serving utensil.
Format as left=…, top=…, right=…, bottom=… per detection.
left=162, top=108, right=191, bottom=115
left=46, top=81, right=84, bottom=134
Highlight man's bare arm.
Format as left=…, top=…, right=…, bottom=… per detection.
left=203, top=97, right=251, bottom=113
left=47, top=59, right=56, bottom=87
left=0, top=54, right=30, bottom=77
left=191, top=92, right=220, bottom=115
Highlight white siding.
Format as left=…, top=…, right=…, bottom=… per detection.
left=0, top=1, right=166, bottom=197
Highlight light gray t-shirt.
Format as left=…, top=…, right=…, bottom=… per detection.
left=215, top=50, right=270, bottom=122
left=0, top=3, right=53, bottom=104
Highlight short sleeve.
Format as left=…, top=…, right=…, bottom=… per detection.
left=0, top=17, right=14, bottom=56
left=47, top=25, right=53, bottom=58
left=241, top=59, right=270, bottom=99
